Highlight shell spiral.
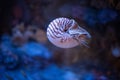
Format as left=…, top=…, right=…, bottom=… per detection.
left=47, top=17, right=91, bottom=48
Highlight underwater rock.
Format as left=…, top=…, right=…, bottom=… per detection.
left=19, top=42, right=52, bottom=59
left=1, top=34, right=16, bottom=57
left=41, top=64, right=80, bottom=80
left=12, top=29, right=28, bottom=46
left=41, top=64, right=65, bottom=80
left=32, top=29, right=47, bottom=44
left=3, top=51, right=20, bottom=70
left=63, top=71, right=79, bottom=80
left=0, top=49, right=4, bottom=64
left=1, top=34, right=13, bottom=51
left=83, top=72, right=96, bottom=80
left=0, top=34, right=20, bottom=70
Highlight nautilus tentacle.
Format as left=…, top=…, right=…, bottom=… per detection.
left=47, top=17, right=91, bottom=48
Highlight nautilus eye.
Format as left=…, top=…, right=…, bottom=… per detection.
left=47, top=17, right=91, bottom=48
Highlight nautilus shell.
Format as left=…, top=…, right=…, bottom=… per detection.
left=47, top=17, right=91, bottom=48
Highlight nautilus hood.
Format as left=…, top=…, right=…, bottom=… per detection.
left=68, top=19, right=91, bottom=39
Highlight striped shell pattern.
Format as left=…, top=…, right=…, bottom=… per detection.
left=47, top=17, right=91, bottom=48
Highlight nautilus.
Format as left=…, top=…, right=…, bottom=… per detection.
left=47, top=17, right=91, bottom=48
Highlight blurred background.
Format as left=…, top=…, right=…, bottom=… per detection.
left=0, top=0, right=120, bottom=80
